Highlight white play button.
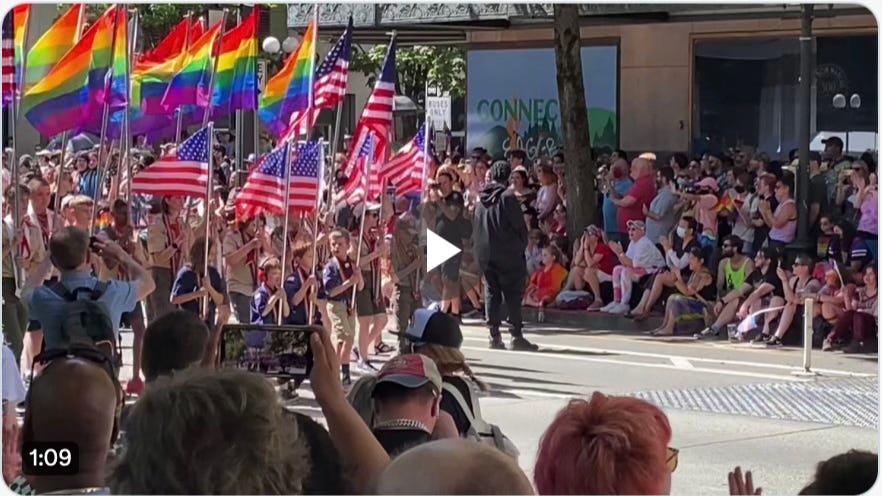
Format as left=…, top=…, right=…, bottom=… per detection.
left=426, top=229, right=461, bottom=271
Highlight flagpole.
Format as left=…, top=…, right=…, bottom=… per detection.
left=351, top=143, right=372, bottom=307
left=175, top=12, right=193, bottom=144
left=90, top=6, right=123, bottom=235
left=277, top=142, right=293, bottom=325
left=234, top=8, right=243, bottom=173
left=9, top=101, right=22, bottom=292
left=201, top=121, right=215, bottom=317
left=414, top=80, right=431, bottom=289
left=125, top=8, right=139, bottom=201
left=307, top=139, right=325, bottom=324
left=51, top=7, right=85, bottom=214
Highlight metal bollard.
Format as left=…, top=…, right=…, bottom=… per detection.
left=793, top=298, right=818, bottom=377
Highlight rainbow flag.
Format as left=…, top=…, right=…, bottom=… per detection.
left=102, top=7, right=128, bottom=108
left=22, top=4, right=83, bottom=95
left=139, top=16, right=204, bottom=66
left=211, top=9, right=258, bottom=118
left=21, top=6, right=114, bottom=137
left=12, top=4, right=30, bottom=96
left=258, top=14, right=316, bottom=136
left=161, top=20, right=222, bottom=110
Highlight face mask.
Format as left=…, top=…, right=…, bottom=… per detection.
left=676, top=227, right=687, bottom=238
left=734, top=185, right=746, bottom=194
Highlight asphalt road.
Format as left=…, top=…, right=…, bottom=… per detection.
left=117, top=318, right=879, bottom=495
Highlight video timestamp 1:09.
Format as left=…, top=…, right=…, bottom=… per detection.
left=22, top=442, right=80, bottom=476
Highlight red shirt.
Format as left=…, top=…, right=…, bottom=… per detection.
left=589, top=242, right=618, bottom=275
left=617, top=174, right=656, bottom=232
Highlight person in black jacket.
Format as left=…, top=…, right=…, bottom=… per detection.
left=473, top=161, right=539, bottom=351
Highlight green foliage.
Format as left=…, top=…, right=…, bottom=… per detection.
left=350, top=44, right=465, bottom=101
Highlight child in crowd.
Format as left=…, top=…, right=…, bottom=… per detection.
left=524, top=245, right=569, bottom=308
left=248, top=258, right=290, bottom=344
left=525, top=229, right=548, bottom=275
left=323, top=229, right=363, bottom=385
left=170, top=237, right=228, bottom=328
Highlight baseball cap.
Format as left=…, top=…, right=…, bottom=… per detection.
left=822, top=136, right=844, bottom=148
left=373, top=354, right=443, bottom=394
left=396, top=309, right=463, bottom=349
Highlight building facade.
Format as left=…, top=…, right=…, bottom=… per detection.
left=289, top=3, right=878, bottom=160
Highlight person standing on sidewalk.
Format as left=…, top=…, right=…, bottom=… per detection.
left=473, top=161, right=538, bottom=351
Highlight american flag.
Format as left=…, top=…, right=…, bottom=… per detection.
left=1, top=12, right=13, bottom=109
left=283, top=17, right=352, bottom=140
left=339, top=134, right=381, bottom=206
left=341, top=36, right=396, bottom=177
left=235, top=142, right=291, bottom=217
left=381, top=123, right=431, bottom=197
left=131, top=126, right=211, bottom=197
left=289, top=141, right=323, bottom=212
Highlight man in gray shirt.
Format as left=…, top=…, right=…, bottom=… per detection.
left=644, top=166, right=679, bottom=246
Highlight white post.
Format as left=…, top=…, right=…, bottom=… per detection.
left=793, top=298, right=818, bottom=377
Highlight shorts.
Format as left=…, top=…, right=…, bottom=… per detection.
left=27, top=320, right=41, bottom=332
left=355, top=273, right=386, bottom=316
left=328, top=300, right=356, bottom=343
left=596, top=270, right=612, bottom=283
left=120, top=302, right=144, bottom=328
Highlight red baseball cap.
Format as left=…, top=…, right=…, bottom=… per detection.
left=373, top=354, right=443, bottom=394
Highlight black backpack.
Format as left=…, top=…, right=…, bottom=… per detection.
left=50, top=282, right=119, bottom=366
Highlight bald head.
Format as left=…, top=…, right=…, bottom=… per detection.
left=27, top=358, right=118, bottom=450
left=376, top=439, right=534, bottom=495
left=631, top=157, right=651, bottom=178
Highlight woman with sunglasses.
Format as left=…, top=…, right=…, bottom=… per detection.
left=649, top=246, right=715, bottom=337
left=760, top=254, right=821, bottom=347
left=760, top=175, right=797, bottom=253
left=534, top=392, right=677, bottom=495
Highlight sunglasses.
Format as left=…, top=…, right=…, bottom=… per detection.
left=667, top=447, right=679, bottom=473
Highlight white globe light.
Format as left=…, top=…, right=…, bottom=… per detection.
left=850, top=93, right=862, bottom=109
left=262, top=36, right=281, bottom=54
left=832, top=93, right=846, bottom=109
left=282, top=36, right=301, bottom=54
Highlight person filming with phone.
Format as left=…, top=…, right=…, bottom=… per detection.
left=22, top=226, right=156, bottom=355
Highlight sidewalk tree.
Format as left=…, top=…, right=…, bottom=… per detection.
left=552, top=4, right=596, bottom=240
left=351, top=45, right=465, bottom=102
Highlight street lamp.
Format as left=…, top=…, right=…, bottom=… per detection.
left=832, top=92, right=861, bottom=153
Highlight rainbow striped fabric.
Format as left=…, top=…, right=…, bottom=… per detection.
left=22, top=4, right=82, bottom=95
left=211, top=9, right=258, bottom=118
left=258, top=14, right=316, bottom=136
left=161, top=20, right=222, bottom=109
left=21, top=5, right=114, bottom=137
left=12, top=4, right=30, bottom=97
left=139, top=16, right=203, bottom=66
left=102, top=6, right=128, bottom=108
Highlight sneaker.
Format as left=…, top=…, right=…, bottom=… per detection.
left=765, top=336, right=784, bottom=348
left=843, top=341, right=866, bottom=354
left=587, top=300, right=604, bottom=311
left=463, top=308, right=484, bottom=319
left=356, top=360, right=379, bottom=373
left=510, top=337, right=539, bottom=352
left=694, top=327, right=718, bottom=340
left=751, top=333, right=771, bottom=346
left=489, top=337, right=506, bottom=350
left=609, top=303, right=631, bottom=315
left=125, top=377, right=145, bottom=396
left=600, top=302, right=618, bottom=313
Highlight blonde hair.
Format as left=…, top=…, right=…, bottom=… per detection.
left=417, top=344, right=489, bottom=392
